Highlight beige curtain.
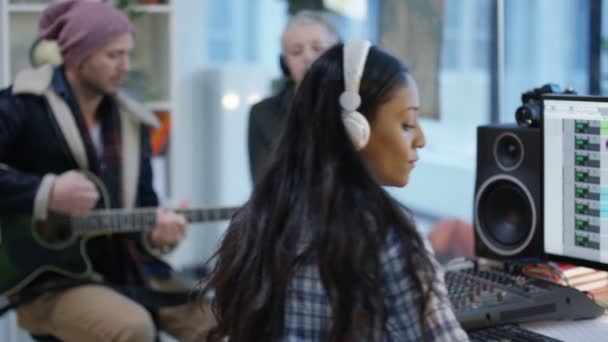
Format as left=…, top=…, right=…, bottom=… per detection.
left=379, top=0, right=444, bottom=120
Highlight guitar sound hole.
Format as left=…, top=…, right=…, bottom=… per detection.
left=35, top=215, right=74, bottom=245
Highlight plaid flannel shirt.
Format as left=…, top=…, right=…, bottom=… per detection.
left=282, top=228, right=470, bottom=341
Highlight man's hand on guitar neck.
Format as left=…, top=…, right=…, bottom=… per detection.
left=48, top=170, right=100, bottom=216
left=148, top=201, right=188, bottom=249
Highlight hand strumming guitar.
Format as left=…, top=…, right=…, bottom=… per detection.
left=49, top=170, right=100, bottom=216
left=48, top=170, right=187, bottom=249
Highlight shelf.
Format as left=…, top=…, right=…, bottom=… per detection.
left=7, top=3, right=45, bottom=13
left=144, top=100, right=172, bottom=112
left=132, top=4, right=171, bottom=14
left=8, top=3, right=171, bottom=14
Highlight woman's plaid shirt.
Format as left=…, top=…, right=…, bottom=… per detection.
left=282, top=228, right=470, bottom=341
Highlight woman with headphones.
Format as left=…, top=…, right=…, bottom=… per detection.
left=247, top=10, right=474, bottom=266
left=204, top=40, right=469, bottom=341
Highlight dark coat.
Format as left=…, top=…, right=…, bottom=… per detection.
left=0, top=65, right=165, bottom=287
left=247, top=84, right=294, bottom=183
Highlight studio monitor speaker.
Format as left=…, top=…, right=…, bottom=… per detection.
left=474, top=124, right=542, bottom=260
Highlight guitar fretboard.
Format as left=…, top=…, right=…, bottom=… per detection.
left=71, top=206, right=239, bottom=235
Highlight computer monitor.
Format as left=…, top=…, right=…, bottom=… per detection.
left=543, top=94, right=608, bottom=270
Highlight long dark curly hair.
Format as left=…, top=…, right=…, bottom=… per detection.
left=202, top=44, right=437, bottom=341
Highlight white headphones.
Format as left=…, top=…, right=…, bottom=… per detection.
left=340, top=39, right=372, bottom=151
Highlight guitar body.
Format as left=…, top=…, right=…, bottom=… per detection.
left=0, top=171, right=107, bottom=297
left=0, top=172, right=237, bottom=297
left=0, top=213, right=93, bottom=296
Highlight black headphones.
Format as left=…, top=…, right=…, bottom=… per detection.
left=279, top=54, right=291, bottom=78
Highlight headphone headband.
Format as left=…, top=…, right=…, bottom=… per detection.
left=340, top=40, right=372, bottom=150
left=343, top=40, right=371, bottom=97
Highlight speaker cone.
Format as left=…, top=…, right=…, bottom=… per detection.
left=494, top=132, right=524, bottom=171
left=475, top=175, right=536, bottom=256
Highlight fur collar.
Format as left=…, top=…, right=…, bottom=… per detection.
left=12, top=64, right=54, bottom=96
left=12, top=64, right=159, bottom=128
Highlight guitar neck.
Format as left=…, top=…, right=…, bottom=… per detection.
left=71, top=206, right=239, bottom=236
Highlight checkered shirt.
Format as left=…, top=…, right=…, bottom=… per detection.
left=282, top=228, right=470, bottom=341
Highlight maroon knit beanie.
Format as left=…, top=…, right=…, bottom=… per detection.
left=39, top=0, right=134, bottom=66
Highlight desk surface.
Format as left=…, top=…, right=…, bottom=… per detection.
left=521, top=314, right=608, bottom=341
left=520, top=293, right=608, bottom=341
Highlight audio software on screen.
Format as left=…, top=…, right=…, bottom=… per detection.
left=544, top=97, right=608, bottom=264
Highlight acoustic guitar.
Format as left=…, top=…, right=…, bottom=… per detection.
left=0, top=174, right=238, bottom=297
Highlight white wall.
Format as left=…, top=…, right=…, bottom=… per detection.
left=166, top=65, right=277, bottom=269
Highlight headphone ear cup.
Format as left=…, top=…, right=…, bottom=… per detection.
left=342, top=111, right=370, bottom=150
left=279, top=55, right=291, bottom=78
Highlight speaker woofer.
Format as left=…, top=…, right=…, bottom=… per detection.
left=475, top=175, right=536, bottom=256
left=494, top=132, right=524, bottom=171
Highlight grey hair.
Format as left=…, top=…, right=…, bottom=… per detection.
left=281, top=10, right=341, bottom=43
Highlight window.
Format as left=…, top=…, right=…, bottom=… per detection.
left=199, top=0, right=598, bottom=223
left=502, top=0, right=590, bottom=123
left=206, top=0, right=233, bottom=62
left=387, top=0, right=494, bottom=222
left=600, top=0, right=608, bottom=94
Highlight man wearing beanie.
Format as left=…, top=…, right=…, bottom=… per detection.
left=0, top=1, right=214, bottom=341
